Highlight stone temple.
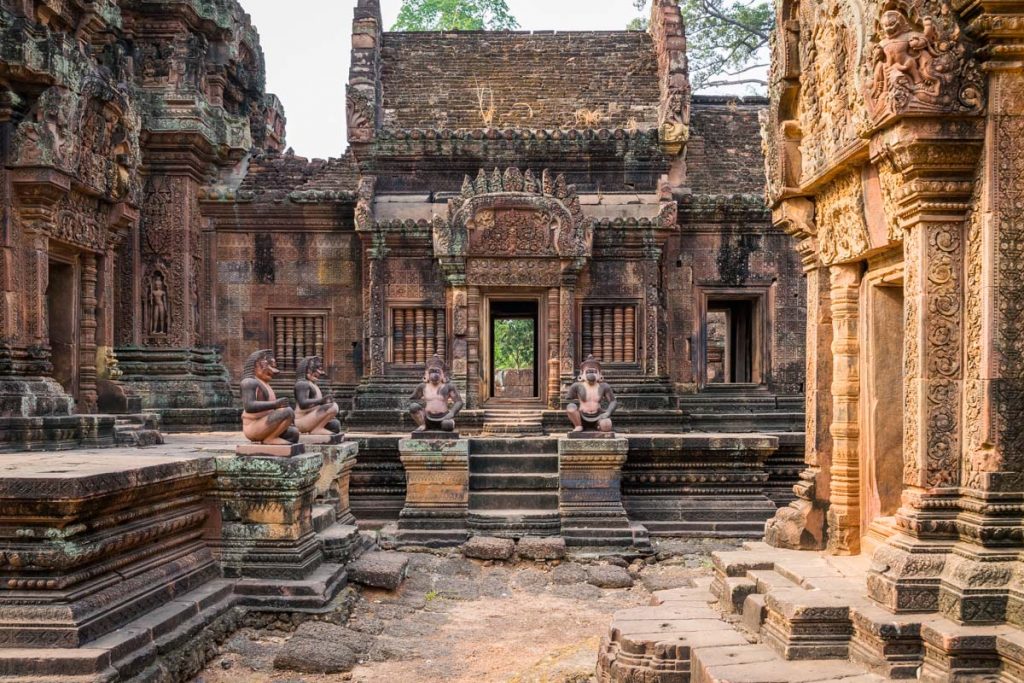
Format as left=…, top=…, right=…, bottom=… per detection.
left=0, top=0, right=1020, bottom=680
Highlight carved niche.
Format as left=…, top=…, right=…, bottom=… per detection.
left=864, top=0, right=984, bottom=123
left=816, top=170, right=871, bottom=265
left=434, top=168, right=592, bottom=280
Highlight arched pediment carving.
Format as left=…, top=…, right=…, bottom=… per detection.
left=433, top=168, right=593, bottom=261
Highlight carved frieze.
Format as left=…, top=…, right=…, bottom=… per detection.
left=465, top=259, right=562, bottom=287
left=815, top=171, right=870, bottom=265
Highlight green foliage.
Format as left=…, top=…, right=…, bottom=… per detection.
left=493, top=319, right=534, bottom=371
left=393, top=0, right=520, bottom=31
left=425, top=590, right=440, bottom=601
left=629, top=0, right=771, bottom=91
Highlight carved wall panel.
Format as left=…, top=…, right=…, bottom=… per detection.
left=817, top=171, right=871, bottom=265
left=465, top=259, right=562, bottom=287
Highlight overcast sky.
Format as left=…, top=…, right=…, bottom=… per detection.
left=241, top=1, right=642, bottom=159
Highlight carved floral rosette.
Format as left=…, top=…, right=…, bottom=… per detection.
left=864, top=0, right=984, bottom=124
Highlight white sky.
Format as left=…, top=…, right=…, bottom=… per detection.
left=241, top=1, right=643, bottom=159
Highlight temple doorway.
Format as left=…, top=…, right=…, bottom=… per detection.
left=47, top=259, right=78, bottom=400
left=488, top=300, right=539, bottom=402
left=860, top=271, right=905, bottom=551
left=701, top=294, right=763, bottom=387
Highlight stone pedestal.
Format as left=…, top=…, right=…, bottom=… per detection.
left=396, top=437, right=470, bottom=547
left=235, top=442, right=305, bottom=458
left=309, top=441, right=359, bottom=525
left=558, top=437, right=650, bottom=551
left=208, top=451, right=346, bottom=610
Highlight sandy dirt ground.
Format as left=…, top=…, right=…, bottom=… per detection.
left=193, top=539, right=735, bottom=683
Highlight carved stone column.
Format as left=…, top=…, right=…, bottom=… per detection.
left=547, top=286, right=561, bottom=408
left=766, top=236, right=833, bottom=550
left=642, top=246, right=661, bottom=375
left=365, top=232, right=388, bottom=377
left=78, top=253, right=98, bottom=413
left=559, top=273, right=577, bottom=389
left=826, top=261, right=862, bottom=555
left=865, top=120, right=983, bottom=615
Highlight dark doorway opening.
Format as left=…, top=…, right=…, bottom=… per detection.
left=706, top=299, right=754, bottom=384
left=490, top=300, right=538, bottom=400
left=47, top=260, right=78, bottom=398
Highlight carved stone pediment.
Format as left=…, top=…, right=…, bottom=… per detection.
left=433, top=168, right=593, bottom=262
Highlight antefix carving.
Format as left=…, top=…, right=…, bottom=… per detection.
left=865, top=1, right=984, bottom=123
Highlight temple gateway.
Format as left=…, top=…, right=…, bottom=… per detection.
left=0, top=0, right=1021, bottom=680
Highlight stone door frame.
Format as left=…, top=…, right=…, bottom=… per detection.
left=479, top=289, right=550, bottom=407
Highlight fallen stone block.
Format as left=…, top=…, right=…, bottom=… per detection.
left=517, top=536, right=566, bottom=560
left=274, top=639, right=357, bottom=674
left=462, top=536, right=515, bottom=561
left=588, top=564, right=634, bottom=589
left=349, top=551, right=410, bottom=590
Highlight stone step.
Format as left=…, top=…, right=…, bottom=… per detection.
left=469, top=472, right=559, bottom=490
left=467, top=510, right=561, bottom=537
left=690, top=642, right=882, bottom=683
left=312, top=504, right=337, bottom=533
left=469, top=437, right=559, bottom=455
left=0, top=578, right=236, bottom=681
left=469, top=490, right=559, bottom=511
left=470, top=454, right=559, bottom=474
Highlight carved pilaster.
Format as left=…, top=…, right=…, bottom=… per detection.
left=827, top=262, right=862, bottom=555
left=766, top=236, right=833, bottom=550
left=78, top=253, right=98, bottom=413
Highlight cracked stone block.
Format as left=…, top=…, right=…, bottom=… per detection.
left=517, top=536, right=567, bottom=561
left=462, top=536, right=515, bottom=561
left=588, top=564, right=634, bottom=589
left=349, top=552, right=410, bottom=590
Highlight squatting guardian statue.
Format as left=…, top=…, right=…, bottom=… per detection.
left=565, top=355, right=617, bottom=434
left=240, top=349, right=299, bottom=445
left=409, top=355, right=464, bottom=433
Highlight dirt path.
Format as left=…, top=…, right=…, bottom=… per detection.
left=194, top=540, right=735, bottom=683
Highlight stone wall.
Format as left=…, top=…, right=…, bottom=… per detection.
left=379, top=31, right=660, bottom=131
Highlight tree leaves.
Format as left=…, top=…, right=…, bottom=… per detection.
left=392, top=0, right=520, bottom=31
left=629, top=0, right=771, bottom=91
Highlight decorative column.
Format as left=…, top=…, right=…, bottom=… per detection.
left=547, top=286, right=561, bottom=408
left=766, top=233, right=833, bottom=550
left=365, top=231, right=388, bottom=377
left=642, top=246, right=661, bottom=374
left=865, top=119, right=983, bottom=614
left=396, top=436, right=470, bottom=547
left=826, top=261, right=862, bottom=555
left=78, top=253, right=98, bottom=413
left=559, top=272, right=578, bottom=388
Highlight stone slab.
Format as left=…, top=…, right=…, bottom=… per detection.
left=235, top=442, right=306, bottom=457
left=348, top=551, right=410, bottom=590
left=566, top=430, right=618, bottom=439
left=588, top=564, right=634, bottom=588
left=462, top=535, right=515, bottom=560
left=300, top=433, right=345, bottom=445
left=517, top=535, right=567, bottom=560
left=411, top=430, right=460, bottom=439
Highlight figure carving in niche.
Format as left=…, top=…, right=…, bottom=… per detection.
left=565, top=356, right=617, bottom=434
left=294, top=356, right=342, bottom=436
left=409, top=355, right=464, bottom=433
left=240, top=349, right=299, bottom=445
left=871, top=10, right=940, bottom=104
left=146, top=271, right=169, bottom=336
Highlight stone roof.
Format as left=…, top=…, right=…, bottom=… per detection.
left=686, top=96, right=768, bottom=196
left=230, top=150, right=361, bottom=203
left=379, top=31, right=660, bottom=131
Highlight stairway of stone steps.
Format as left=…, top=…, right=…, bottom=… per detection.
left=678, top=386, right=804, bottom=433
left=467, top=437, right=560, bottom=537
left=600, top=541, right=1024, bottom=682
left=113, top=413, right=164, bottom=447
left=481, top=408, right=545, bottom=435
